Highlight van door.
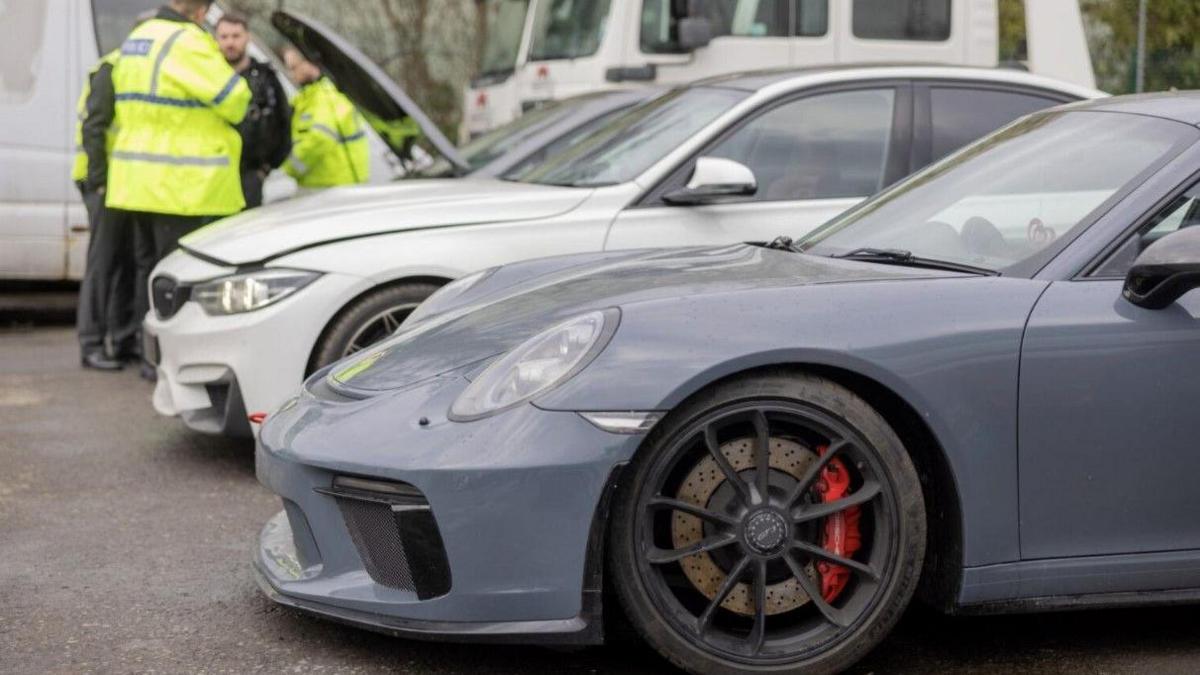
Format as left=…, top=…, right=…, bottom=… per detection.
left=0, top=0, right=71, bottom=280
left=605, top=84, right=911, bottom=250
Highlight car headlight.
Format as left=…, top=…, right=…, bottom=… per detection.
left=404, top=267, right=497, bottom=326
left=449, top=308, right=619, bottom=421
left=192, top=269, right=320, bottom=316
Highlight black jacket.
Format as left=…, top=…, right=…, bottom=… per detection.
left=81, top=62, right=115, bottom=191
left=237, top=58, right=292, bottom=173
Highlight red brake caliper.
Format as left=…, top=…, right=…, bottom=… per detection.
left=815, top=445, right=862, bottom=602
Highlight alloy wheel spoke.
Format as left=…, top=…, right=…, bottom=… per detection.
left=703, top=425, right=753, bottom=506
left=784, top=439, right=850, bottom=507
left=649, top=497, right=738, bottom=527
left=792, top=480, right=882, bottom=524
left=381, top=311, right=401, bottom=333
left=697, top=555, right=751, bottom=634
left=647, top=532, right=738, bottom=565
left=748, top=559, right=769, bottom=656
left=783, top=552, right=853, bottom=628
left=791, top=540, right=881, bottom=582
left=751, top=410, right=771, bottom=502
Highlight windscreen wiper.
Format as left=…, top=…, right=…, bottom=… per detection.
left=835, top=248, right=998, bottom=276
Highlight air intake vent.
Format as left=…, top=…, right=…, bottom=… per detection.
left=318, top=477, right=451, bottom=599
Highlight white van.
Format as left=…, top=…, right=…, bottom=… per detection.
left=0, top=0, right=405, bottom=283
left=463, top=0, right=1097, bottom=136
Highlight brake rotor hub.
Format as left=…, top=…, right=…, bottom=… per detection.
left=671, top=436, right=817, bottom=616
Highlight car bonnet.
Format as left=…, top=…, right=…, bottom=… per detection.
left=326, top=244, right=960, bottom=394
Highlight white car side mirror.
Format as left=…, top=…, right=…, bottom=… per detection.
left=663, top=157, right=758, bottom=206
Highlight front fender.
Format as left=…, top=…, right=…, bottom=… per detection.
left=537, top=276, right=1049, bottom=569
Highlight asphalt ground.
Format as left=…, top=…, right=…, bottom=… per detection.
left=3, top=318, right=1200, bottom=674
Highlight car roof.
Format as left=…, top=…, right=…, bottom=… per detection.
left=695, top=64, right=1106, bottom=100
left=1053, top=91, right=1200, bottom=126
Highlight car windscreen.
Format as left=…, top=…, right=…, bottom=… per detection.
left=506, top=86, right=748, bottom=188
left=800, top=111, right=1197, bottom=273
left=477, top=0, right=531, bottom=77
left=419, top=99, right=575, bottom=177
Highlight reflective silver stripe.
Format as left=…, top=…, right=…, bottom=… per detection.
left=311, top=124, right=341, bottom=141
left=288, top=153, right=308, bottom=174
left=311, top=123, right=365, bottom=144
left=299, top=113, right=313, bottom=121
left=74, top=145, right=85, bottom=153
left=149, top=28, right=186, bottom=96
left=111, top=150, right=229, bottom=167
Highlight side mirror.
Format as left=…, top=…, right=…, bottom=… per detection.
left=677, top=16, right=713, bottom=50
left=1123, top=226, right=1200, bottom=309
left=663, top=157, right=757, bottom=206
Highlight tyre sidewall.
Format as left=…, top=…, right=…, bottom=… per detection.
left=609, top=372, right=926, bottom=675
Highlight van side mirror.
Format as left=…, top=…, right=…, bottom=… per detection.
left=663, top=157, right=757, bottom=206
left=1123, top=226, right=1200, bottom=309
left=677, top=17, right=713, bottom=50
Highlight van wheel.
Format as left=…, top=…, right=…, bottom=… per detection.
left=608, top=371, right=925, bottom=675
left=310, top=282, right=441, bottom=371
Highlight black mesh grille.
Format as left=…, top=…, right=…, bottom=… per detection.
left=151, top=276, right=190, bottom=320
left=335, top=498, right=417, bottom=591
left=327, top=480, right=452, bottom=599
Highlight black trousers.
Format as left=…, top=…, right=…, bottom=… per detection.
left=241, top=168, right=264, bottom=210
left=101, top=209, right=211, bottom=344
left=76, top=187, right=136, bottom=356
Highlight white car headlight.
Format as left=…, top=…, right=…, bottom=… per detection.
left=404, top=267, right=497, bottom=326
left=450, top=308, right=618, bottom=421
left=192, top=269, right=320, bottom=316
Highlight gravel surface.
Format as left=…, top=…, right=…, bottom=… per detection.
left=3, top=324, right=1200, bottom=674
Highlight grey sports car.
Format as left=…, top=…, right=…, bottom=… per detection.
left=255, top=93, right=1200, bottom=674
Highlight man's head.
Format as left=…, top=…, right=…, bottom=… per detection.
left=216, top=13, right=250, bottom=67
left=283, top=47, right=321, bottom=86
left=168, top=0, right=213, bottom=25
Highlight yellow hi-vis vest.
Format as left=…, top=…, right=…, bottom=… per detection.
left=284, top=77, right=370, bottom=188
left=107, top=18, right=251, bottom=216
left=72, top=50, right=120, bottom=184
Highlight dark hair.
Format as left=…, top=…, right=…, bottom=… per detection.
left=216, top=11, right=249, bottom=29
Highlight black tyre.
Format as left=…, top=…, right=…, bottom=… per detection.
left=609, top=371, right=925, bottom=675
left=310, top=282, right=442, bottom=372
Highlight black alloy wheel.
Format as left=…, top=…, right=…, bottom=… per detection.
left=610, top=373, right=925, bottom=675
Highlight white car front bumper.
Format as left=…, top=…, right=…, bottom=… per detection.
left=144, top=270, right=367, bottom=437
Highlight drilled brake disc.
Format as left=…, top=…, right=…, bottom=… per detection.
left=671, top=436, right=817, bottom=616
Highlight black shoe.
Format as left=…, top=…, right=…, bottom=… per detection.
left=114, top=344, right=142, bottom=364
left=82, top=351, right=123, bottom=371
left=139, top=362, right=157, bottom=382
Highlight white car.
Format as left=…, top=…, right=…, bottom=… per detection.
left=146, top=17, right=1102, bottom=437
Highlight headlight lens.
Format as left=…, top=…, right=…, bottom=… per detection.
left=450, top=308, right=618, bottom=420
left=404, top=267, right=497, bottom=326
left=193, top=269, right=320, bottom=315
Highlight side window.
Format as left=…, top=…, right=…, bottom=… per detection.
left=794, top=0, right=829, bottom=36
left=852, top=0, right=951, bottom=41
left=641, top=0, right=795, bottom=53
left=1092, top=186, right=1200, bottom=278
left=930, top=87, right=1064, bottom=162
left=704, top=88, right=895, bottom=202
